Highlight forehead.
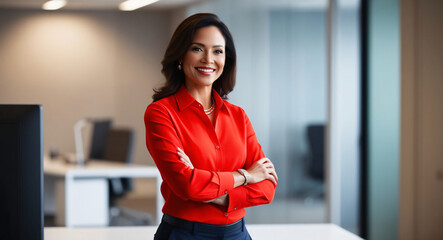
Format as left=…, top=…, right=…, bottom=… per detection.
left=192, top=26, right=225, bottom=47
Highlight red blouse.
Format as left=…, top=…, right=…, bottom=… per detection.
left=144, top=85, right=276, bottom=225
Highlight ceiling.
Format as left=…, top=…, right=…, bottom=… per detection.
left=0, top=0, right=359, bottom=11
left=0, top=0, right=203, bottom=10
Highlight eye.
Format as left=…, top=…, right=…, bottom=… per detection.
left=215, top=49, right=224, bottom=54
left=191, top=47, right=203, bottom=52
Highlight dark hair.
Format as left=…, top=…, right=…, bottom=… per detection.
left=152, top=13, right=237, bottom=102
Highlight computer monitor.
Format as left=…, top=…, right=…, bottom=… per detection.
left=0, top=105, right=43, bottom=240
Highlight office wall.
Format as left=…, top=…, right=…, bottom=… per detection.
left=367, top=0, right=400, bottom=239
left=0, top=9, right=171, bottom=198
left=0, top=9, right=170, bottom=167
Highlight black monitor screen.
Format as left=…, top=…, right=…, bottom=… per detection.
left=0, top=105, right=43, bottom=240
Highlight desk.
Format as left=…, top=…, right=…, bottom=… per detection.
left=44, top=224, right=364, bottom=240
left=44, top=158, right=163, bottom=227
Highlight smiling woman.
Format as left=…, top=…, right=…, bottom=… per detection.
left=181, top=26, right=226, bottom=109
left=152, top=13, right=237, bottom=103
left=144, top=13, right=278, bottom=240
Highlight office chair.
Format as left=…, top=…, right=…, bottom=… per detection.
left=306, top=124, right=324, bottom=181
left=104, top=129, right=152, bottom=226
left=102, top=128, right=134, bottom=204
left=302, top=124, right=325, bottom=203
left=89, top=120, right=112, bottom=160
left=87, top=121, right=151, bottom=225
left=88, top=122, right=135, bottom=210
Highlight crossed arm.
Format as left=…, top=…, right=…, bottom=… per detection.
left=177, top=147, right=278, bottom=207
left=145, top=103, right=277, bottom=210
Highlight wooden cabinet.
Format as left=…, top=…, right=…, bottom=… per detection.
left=400, top=0, right=443, bottom=239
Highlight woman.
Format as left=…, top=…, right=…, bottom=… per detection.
left=144, top=13, right=278, bottom=240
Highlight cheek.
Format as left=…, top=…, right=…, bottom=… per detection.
left=182, top=64, right=194, bottom=78
left=217, top=58, right=226, bottom=70
left=183, top=52, right=199, bottom=65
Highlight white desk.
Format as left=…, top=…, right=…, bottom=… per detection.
left=44, top=158, right=163, bottom=227
left=44, top=224, right=364, bottom=240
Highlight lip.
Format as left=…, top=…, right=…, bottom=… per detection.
left=195, top=67, right=216, bottom=76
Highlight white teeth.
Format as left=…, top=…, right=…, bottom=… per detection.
left=197, top=68, right=215, bottom=73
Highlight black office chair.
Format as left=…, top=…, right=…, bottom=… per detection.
left=88, top=121, right=152, bottom=225
left=302, top=124, right=325, bottom=203
left=89, top=120, right=112, bottom=160
left=88, top=121, right=134, bottom=207
left=103, top=128, right=134, bottom=204
left=306, top=124, right=324, bottom=181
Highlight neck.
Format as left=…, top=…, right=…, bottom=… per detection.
left=184, top=83, right=213, bottom=109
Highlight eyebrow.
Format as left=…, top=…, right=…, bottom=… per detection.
left=191, top=42, right=225, bottom=48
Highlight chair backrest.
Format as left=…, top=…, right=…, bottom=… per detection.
left=307, top=124, right=325, bottom=180
left=103, top=128, right=134, bottom=164
left=89, top=120, right=112, bottom=159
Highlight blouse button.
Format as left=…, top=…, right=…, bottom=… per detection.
left=224, top=213, right=228, bottom=217
left=217, top=169, right=220, bottom=172
left=224, top=190, right=228, bottom=194
left=234, top=207, right=237, bottom=210
left=215, top=145, right=220, bottom=149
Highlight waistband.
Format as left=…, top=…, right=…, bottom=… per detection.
left=162, top=214, right=244, bottom=233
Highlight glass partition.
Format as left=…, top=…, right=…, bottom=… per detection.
left=183, top=0, right=330, bottom=224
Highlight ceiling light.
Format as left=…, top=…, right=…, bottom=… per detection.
left=119, top=0, right=159, bottom=11
left=42, top=0, right=67, bottom=10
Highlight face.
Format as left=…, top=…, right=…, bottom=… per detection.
left=181, top=26, right=226, bottom=89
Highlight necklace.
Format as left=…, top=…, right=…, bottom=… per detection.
left=204, top=99, right=215, bottom=115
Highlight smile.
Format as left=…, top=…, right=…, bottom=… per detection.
left=195, top=67, right=216, bottom=73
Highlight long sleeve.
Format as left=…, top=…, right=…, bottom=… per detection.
left=144, top=85, right=275, bottom=224
left=226, top=110, right=277, bottom=212
left=145, top=103, right=234, bottom=202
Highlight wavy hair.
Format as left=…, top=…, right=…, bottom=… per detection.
left=152, top=13, right=237, bottom=102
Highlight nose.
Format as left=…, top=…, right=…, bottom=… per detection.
left=202, top=51, right=214, bottom=64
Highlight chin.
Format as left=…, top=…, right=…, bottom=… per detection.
left=196, top=78, right=217, bottom=86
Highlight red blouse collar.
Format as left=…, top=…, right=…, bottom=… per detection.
left=174, top=84, right=225, bottom=112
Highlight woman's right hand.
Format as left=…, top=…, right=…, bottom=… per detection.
left=177, top=147, right=194, bottom=169
left=246, top=158, right=278, bottom=185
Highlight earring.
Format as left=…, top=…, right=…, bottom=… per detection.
left=177, top=63, right=182, bottom=70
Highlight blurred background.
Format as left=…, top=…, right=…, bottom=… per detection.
left=0, top=0, right=441, bottom=239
